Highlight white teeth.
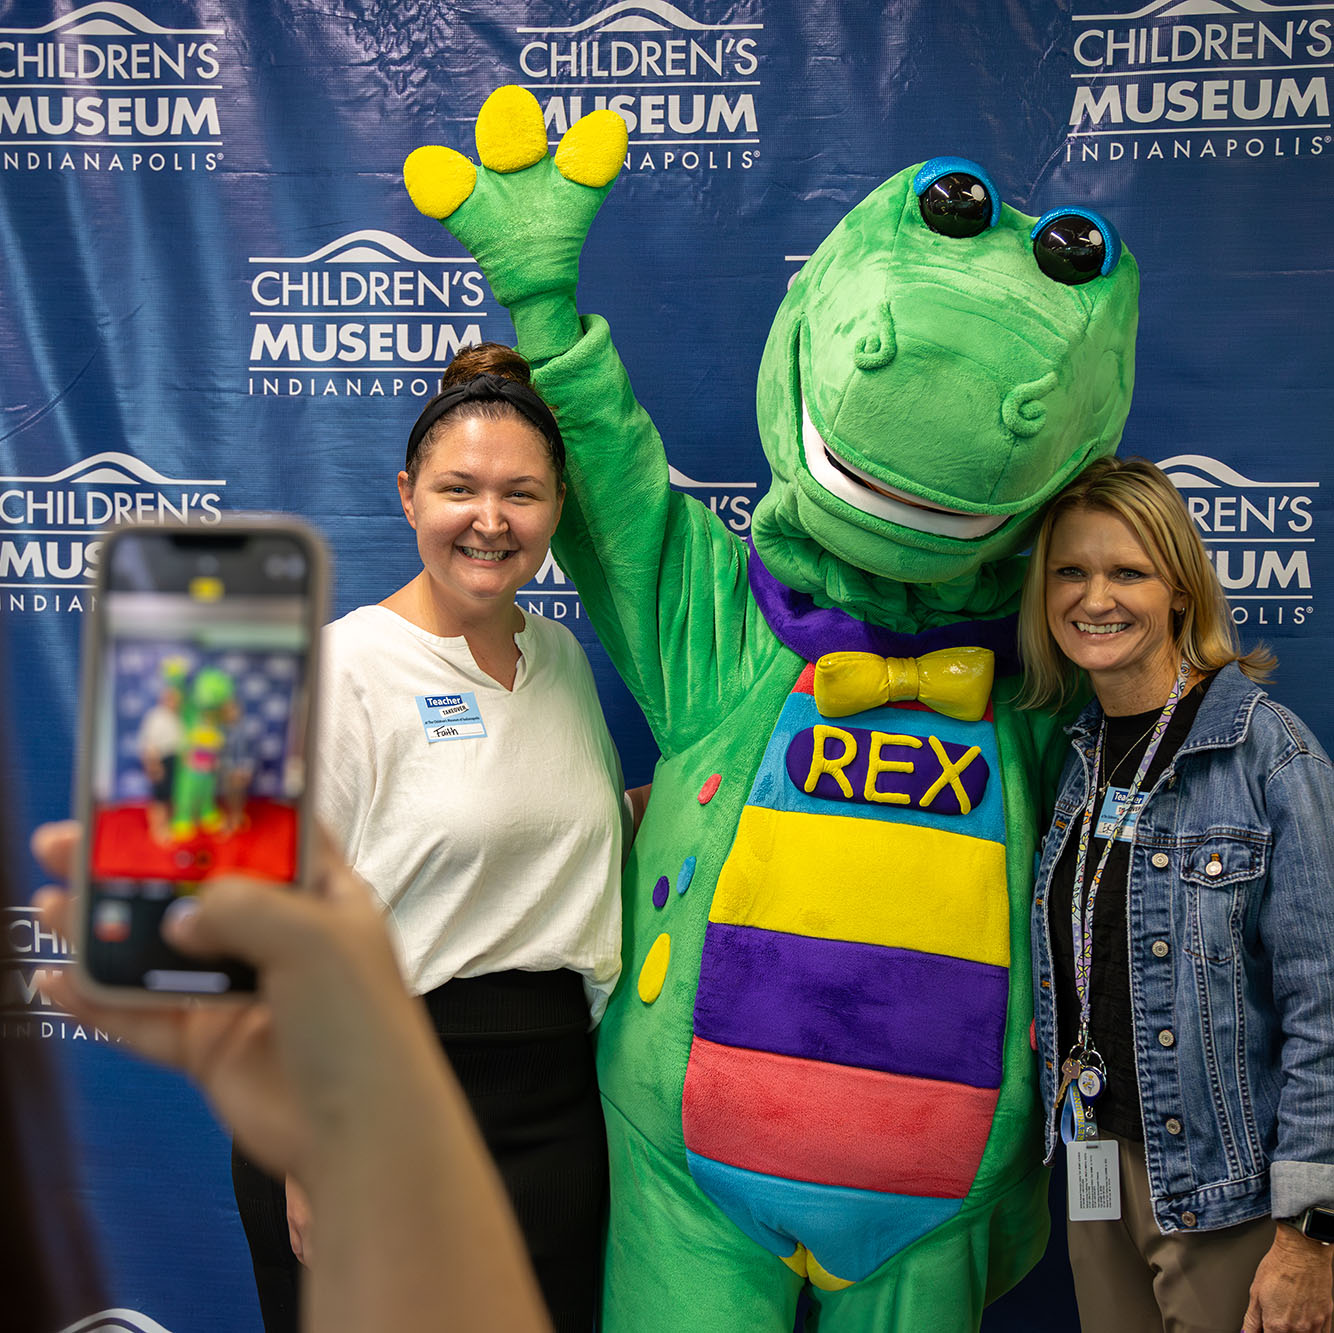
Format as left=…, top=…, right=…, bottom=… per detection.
left=460, top=547, right=511, bottom=562
left=1076, top=622, right=1127, bottom=635
left=800, top=399, right=1007, bottom=538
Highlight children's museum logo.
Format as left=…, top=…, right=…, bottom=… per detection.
left=0, top=452, right=227, bottom=615
left=515, top=0, right=762, bottom=173
left=247, top=231, right=490, bottom=399
left=59, top=1309, right=176, bottom=1331
left=1161, top=453, right=1318, bottom=629
left=0, top=2, right=225, bottom=174
left=1, top=906, right=112, bottom=1042
left=1065, top=0, right=1332, bottom=165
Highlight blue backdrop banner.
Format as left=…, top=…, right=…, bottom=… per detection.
left=2, top=2, right=1330, bottom=1329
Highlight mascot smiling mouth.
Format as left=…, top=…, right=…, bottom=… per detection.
left=800, top=398, right=1009, bottom=540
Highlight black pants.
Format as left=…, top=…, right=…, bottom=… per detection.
left=232, top=968, right=608, bottom=1333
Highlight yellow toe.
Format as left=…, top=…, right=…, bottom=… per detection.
left=554, top=109, right=628, bottom=188
left=475, top=85, right=548, bottom=173
left=403, top=145, right=477, bottom=220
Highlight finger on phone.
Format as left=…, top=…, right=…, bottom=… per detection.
left=167, top=877, right=322, bottom=971
left=30, top=821, right=79, bottom=881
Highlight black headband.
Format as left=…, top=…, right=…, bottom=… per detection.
left=405, top=373, right=565, bottom=475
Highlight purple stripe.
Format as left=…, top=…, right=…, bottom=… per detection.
left=693, top=923, right=1006, bottom=1089
left=745, top=538, right=1021, bottom=676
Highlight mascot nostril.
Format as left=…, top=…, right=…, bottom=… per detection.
left=405, top=90, right=1138, bottom=1330
left=1001, top=370, right=1058, bottom=439
left=853, top=302, right=897, bottom=371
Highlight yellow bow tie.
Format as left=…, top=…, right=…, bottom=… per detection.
left=812, top=647, right=995, bottom=722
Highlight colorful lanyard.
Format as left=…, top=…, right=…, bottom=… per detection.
left=1061, top=660, right=1190, bottom=1142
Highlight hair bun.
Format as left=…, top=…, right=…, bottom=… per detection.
left=439, top=341, right=532, bottom=390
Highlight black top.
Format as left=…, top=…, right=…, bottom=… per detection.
left=1048, top=673, right=1214, bottom=1141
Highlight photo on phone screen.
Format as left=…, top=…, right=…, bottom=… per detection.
left=79, top=523, right=324, bottom=995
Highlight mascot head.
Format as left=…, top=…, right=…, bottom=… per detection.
left=753, top=157, right=1139, bottom=625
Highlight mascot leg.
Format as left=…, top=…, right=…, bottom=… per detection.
left=809, top=1166, right=1049, bottom=1333
left=601, top=1097, right=805, bottom=1332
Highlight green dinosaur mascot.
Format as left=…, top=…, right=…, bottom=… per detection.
left=404, top=86, right=1138, bottom=1332
left=170, top=665, right=236, bottom=841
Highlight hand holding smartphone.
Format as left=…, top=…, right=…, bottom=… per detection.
left=73, top=518, right=327, bottom=998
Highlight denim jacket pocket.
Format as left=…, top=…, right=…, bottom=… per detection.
left=1181, top=834, right=1269, bottom=963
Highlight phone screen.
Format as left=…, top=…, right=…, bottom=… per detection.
left=80, top=525, right=323, bottom=995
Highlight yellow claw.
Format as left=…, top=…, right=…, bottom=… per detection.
left=403, top=145, right=477, bottom=220
left=554, top=109, right=628, bottom=188
left=475, top=85, right=549, bottom=173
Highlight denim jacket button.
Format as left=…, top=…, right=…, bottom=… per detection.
left=1158, top=1029, right=1176, bottom=1047
left=1182, top=1211, right=1197, bottom=1227
left=1152, top=940, right=1170, bottom=958
left=1151, top=852, right=1170, bottom=869
left=1166, top=1117, right=1182, bottom=1135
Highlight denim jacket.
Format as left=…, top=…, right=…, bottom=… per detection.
left=1031, top=663, right=1334, bottom=1233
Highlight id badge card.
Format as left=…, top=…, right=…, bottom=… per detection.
left=1095, top=785, right=1147, bottom=841
left=1067, top=1139, right=1121, bottom=1221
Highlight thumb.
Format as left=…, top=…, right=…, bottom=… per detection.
left=164, top=878, right=326, bottom=972
left=1242, top=1290, right=1263, bottom=1333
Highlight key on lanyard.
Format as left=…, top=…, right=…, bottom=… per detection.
left=1055, top=1053, right=1084, bottom=1105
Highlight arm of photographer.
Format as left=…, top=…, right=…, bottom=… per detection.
left=30, top=823, right=552, bottom=1333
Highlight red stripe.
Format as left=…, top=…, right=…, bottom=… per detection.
left=682, top=1036, right=997, bottom=1196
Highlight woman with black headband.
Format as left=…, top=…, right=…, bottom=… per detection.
left=231, top=343, right=627, bottom=1333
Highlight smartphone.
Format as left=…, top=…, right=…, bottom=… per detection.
left=73, top=518, right=328, bottom=999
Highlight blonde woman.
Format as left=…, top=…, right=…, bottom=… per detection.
left=1020, top=456, right=1334, bottom=1333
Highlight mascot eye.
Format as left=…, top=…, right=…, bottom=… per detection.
left=1030, top=208, right=1122, bottom=285
left=912, top=156, right=1000, bottom=239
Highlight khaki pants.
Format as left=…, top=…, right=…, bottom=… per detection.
left=1066, top=1133, right=1274, bottom=1333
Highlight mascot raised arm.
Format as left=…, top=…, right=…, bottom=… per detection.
left=404, top=86, right=1138, bottom=1332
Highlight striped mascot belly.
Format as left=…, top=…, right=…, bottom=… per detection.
left=682, top=658, right=1009, bottom=1290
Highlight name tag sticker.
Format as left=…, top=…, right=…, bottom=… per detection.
left=415, top=692, right=486, bottom=742
left=1067, top=1139, right=1121, bottom=1222
left=1095, top=786, right=1147, bottom=842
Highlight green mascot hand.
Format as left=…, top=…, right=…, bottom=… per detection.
left=403, top=86, right=627, bottom=362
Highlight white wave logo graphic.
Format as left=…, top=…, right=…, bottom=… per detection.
left=517, top=1, right=761, bottom=34
left=1074, top=0, right=1334, bottom=22
left=669, top=463, right=758, bottom=491
left=248, top=230, right=465, bottom=267
left=1157, top=453, right=1319, bottom=490
left=60, top=1309, right=175, bottom=1333
left=0, top=451, right=225, bottom=488
left=0, top=3, right=221, bottom=37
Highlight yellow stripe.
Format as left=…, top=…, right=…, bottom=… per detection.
left=710, top=806, right=1009, bottom=967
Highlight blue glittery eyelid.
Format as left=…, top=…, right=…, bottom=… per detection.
left=1030, top=207, right=1122, bottom=276
left=911, top=156, right=1001, bottom=229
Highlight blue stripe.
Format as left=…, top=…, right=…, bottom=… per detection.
left=687, top=1151, right=962, bottom=1283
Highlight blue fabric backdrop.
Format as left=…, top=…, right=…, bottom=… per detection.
left=2, top=1, right=1330, bottom=1328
